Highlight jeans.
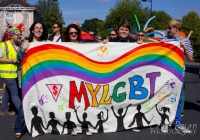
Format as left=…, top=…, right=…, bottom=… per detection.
left=0, top=78, right=21, bottom=111
left=14, top=103, right=26, bottom=134
left=174, top=78, right=184, bottom=125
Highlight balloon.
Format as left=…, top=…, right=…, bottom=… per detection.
left=147, top=38, right=159, bottom=42
left=180, top=31, right=186, bottom=38
left=145, top=27, right=154, bottom=33
left=146, top=32, right=164, bottom=37
left=129, top=34, right=136, bottom=38
left=131, top=29, right=138, bottom=34
left=134, top=14, right=141, bottom=31
left=108, top=28, right=114, bottom=31
left=143, top=16, right=156, bottom=31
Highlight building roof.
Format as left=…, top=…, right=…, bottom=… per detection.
left=0, top=0, right=35, bottom=7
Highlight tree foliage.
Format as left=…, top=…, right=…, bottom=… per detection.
left=37, top=0, right=65, bottom=34
left=182, top=11, right=200, bottom=56
left=104, top=0, right=149, bottom=32
left=81, top=18, right=103, bottom=34
left=152, top=11, right=172, bottom=30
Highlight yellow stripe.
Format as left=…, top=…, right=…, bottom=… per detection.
left=22, top=46, right=183, bottom=75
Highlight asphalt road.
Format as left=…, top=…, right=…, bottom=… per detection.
left=0, top=63, right=200, bottom=140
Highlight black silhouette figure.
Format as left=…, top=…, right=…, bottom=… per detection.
left=128, top=104, right=150, bottom=128
left=111, top=104, right=132, bottom=131
left=46, top=112, right=62, bottom=134
left=30, top=106, right=45, bottom=136
left=94, top=107, right=109, bottom=133
left=156, top=104, right=170, bottom=126
left=74, top=107, right=94, bottom=134
left=62, top=112, right=77, bottom=134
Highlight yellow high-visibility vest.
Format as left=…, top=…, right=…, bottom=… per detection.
left=0, top=40, right=18, bottom=78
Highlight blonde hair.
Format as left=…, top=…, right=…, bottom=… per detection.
left=168, top=19, right=182, bottom=30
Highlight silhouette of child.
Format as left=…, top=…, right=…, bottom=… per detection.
left=46, top=112, right=62, bottom=134
left=30, top=106, right=45, bottom=136
left=156, top=104, right=170, bottom=126
left=62, top=112, right=77, bottom=135
left=128, top=104, right=150, bottom=128
left=111, top=104, right=131, bottom=131
left=94, top=108, right=109, bottom=133
left=74, top=108, right=94, bottom=136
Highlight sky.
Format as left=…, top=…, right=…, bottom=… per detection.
left=27, top=0, right=200, bottom=26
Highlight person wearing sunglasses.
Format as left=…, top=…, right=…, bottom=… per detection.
left=0, top=26, right=23, bottom=115
left=109, top=30, right=118, bottom=39
left=161, top=19, right=193, bottom=134
left=48, top=23, right=64, bottom=42
left=12, top=21, right=47, bottom=139
left=136, top=31, right=147, bottom=44
left=63, top=24, right=81, bottom=43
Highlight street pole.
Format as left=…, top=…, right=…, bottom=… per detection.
left=142, top=0, right=152, bottom=17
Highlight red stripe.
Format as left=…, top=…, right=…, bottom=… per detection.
left=22, top=43, right=183, bottom=65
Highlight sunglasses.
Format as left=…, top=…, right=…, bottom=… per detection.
left=138, top=34, right=144, bottom=37
left=15, top=33, right=22, bottom=37
left=69, top=32, right=78, bottom=35
left=167, top=26, right=173, bottom=30
left=52, top=26, right=58, bottom=29
left=110, top=34, right=116, bottom=36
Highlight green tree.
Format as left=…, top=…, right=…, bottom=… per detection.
left=37, top=0, right=65, bottom=34
left=182, top=11, right=200, bottom=56
left=152, top=11, right=172, bottom=30
left=81, top=18, right=103, bottom=34
left=96, top=21, right=110, bottom=39
left=104, top=0, right=149, bottom=33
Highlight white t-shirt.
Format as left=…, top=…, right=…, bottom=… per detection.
left=53, top=35, right=61, bottom=42
left=0, top=47, right=3, bottom=57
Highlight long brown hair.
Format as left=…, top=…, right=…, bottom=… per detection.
left=63, top=24, right=81, bottom=42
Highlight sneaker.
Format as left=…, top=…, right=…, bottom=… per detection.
left=175, top=124, right=191, bottom=134
left=181, top=113, right=184, bottom=117
left=161, top=124, right=168, bottom=133
left=86, top=131, right=92, bottom=136
left=71, top=131, right=77, bottom=136
left=132, top=127, right=140, bottom=132
left=0, top=109, right=15, bottom=115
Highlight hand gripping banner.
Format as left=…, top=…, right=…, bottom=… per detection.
left=22, top=42, right=183, bottom=137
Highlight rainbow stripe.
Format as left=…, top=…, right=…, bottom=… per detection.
left=22, top=43, right=184, bottom=99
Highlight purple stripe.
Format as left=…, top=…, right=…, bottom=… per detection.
left=22, top=62, right=182, bottom=99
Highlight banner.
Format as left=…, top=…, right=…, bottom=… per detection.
left=22, top=42, right=183, bottom=137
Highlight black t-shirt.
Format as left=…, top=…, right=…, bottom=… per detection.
left=109, top=37, right=136, bottom=42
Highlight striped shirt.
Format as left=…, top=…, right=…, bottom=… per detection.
left=164, top=36, right=193, bottom=54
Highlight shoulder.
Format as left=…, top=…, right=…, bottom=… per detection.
left=128, top=37, right=136, bottom=42
left=109, top=37, right=118, bottom=42
left=48, top=34, right=55, bottom=41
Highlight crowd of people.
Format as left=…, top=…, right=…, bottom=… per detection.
left=0, top=18, right=194, bottom=139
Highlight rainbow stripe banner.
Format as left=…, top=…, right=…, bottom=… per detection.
left=22, top=42, right=183, bottom=137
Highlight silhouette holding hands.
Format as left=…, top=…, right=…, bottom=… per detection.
left=74, top=107, right=94, bottom=135
left=62, top=112, right=77, bottom=135
left=94, top=107, right=109, bottom=133
left=30, top=106, right=45, bottom=136
left=156, top=104, right=170, bottom=126
left=46, top=112, right=62, bottom=134
left=128, top=104, right=150, bottom=128
left=111, top=104, right=132, bottom=131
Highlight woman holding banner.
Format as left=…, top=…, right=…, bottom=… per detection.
left=14, top=20, right=47, bottom=139
left=63, top=24, right=81, bottom=43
